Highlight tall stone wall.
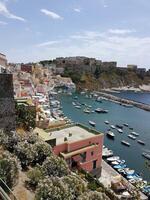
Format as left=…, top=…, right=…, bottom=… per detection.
left=0, top=74, right=16, bottom=131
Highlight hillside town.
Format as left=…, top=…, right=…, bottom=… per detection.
left=0, top=52, right=150, bottom=200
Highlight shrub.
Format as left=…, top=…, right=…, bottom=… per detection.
left=31, top=141, right=52, bottom=165
left=78, top=191, right=110, bottom=200
left=27, top=166, right=44, bottom=189
left=14, top=141, right=34, bottom=169
left=42, top=155, right=70, bottom=177
left=0, top=151, right=19, bottom=188
left=35, top=177, right=72, bottom=200
left=62, top=174, right=87, bottom=199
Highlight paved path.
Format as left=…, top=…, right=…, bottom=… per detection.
left=13, top=171, right=35, bottom=200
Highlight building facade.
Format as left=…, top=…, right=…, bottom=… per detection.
left=35, top=124, right=104, bottom=177
left=0, top=53, right=7, bottom=67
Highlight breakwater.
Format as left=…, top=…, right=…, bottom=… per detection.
left=97, top=92, right=150, bottom=112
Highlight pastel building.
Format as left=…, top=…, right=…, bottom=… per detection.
left=0, top=53, right=7, bottom=67
left=34, top=124, right=104, bottom=177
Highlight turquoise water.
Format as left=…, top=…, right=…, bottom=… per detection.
left=60, top=92, right=150, bottom=181
left=112, top=91, right=150, bottom=105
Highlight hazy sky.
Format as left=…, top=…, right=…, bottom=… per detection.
left=0, top=0, right=150, bottom=69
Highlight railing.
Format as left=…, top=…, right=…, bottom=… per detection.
left=0, top=179, right=17, bottom=200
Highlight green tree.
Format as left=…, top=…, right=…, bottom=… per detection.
left=35, top=177, right=72, bottom=200
left=14, top=141, right=34, bottom=169
left=78, top=191, right=110, bottom=200
left=27, top=166, right=44, bottom=189
left=42, top=155, right=70, bottom=177
left=15, top=103, right=36, bottom=131
left=62, top=174, right=87, bottom=199
left=31, top=141, right=52, bottom=165
left=0, top=151, right=19, bottom=188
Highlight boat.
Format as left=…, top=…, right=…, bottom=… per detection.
left=107, top=156, right=120, bottom=162
left=75, top=105, right=81, bottom=109
left=137, top=140, right=145, bottom=145
left=111, top=161, right=120, bottom=165
left=116, top=124, right=123, bottom=129
left=96, top=97, right=102, bottom=103
left=131, top=131, right=139, bottom=136
left=123, top=123, right=129, bottom=127
left=102, top=148, right=113, bottom=158
left=117, top=128, right=123, bottom=133
left=121, top=140, right=130, bottom=147
left=129, top=127, right=134, bottom=130
left=128, top=134, right=136, bottom=140
left=107, top=131, right=115, bottom=139
left=83, top=108, right=91, bottom=114
left=74, top=96, right=78, bottom=99
left=113, top=164, right=127, bottom=169
left=124, top=168, right=135, bottom=175
left=72, top=102, right=76, bottom=106
left=142, top=152, right=150, bottom=160
left=110, top=125, right=115, bottom=129
left=95, top=108, right=108, bottom=113
left=126, top=173, right=142, bottom=180
left=89, top=121, right=96, bottom=127
left=104, top=120, right=109, bottom=124
left=111, top=160, right=125, bottom=166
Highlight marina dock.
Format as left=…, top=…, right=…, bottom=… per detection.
left=99, top=160, right=148, bottom=200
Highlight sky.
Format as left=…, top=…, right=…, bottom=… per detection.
left=0, top=0, right=150, bottom=69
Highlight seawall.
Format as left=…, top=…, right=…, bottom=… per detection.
left=97, top=92, right=150, bottom=112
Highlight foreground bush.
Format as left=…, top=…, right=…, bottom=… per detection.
left=31, top=141, right=52, bottom=166
left=42, top=155, right=70, bottom=177
left=27, top=166, right=44, bottom=189
left=62, top=174, right=87, bottom=199
left=78, top=191, right=110, bottom=200
left=0, top=151, right=19, bottom=188
left=35, top=177, right=72, bottom=200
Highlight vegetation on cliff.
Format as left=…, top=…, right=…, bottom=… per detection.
left=63, top=66, right=150, bottom=91
left=0, top=130, right=113, bottom=200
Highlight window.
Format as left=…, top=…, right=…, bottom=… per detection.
left=91, top=151, right=94, bottom=156
left=80, top=152, right=86, bottom=162
left=93, top=160, right=97, bottom=169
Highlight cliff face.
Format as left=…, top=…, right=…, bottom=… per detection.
left=62, top=67, right=150, bottom=91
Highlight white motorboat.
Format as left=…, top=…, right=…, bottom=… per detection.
left=107, top=156, right=120, bottom=162
left=83, top=108, right=91, bottom=114
left=123, top=123, right=129, bottom=127
left=75, top=105, right=81, bottom=109
left=117, top=128, right=123, bottom=133
left=128, top=134, right=136, bottom=140
left=131, top=131, right=139, bottom=136
left=110, top=125, right=116, bottom=129
left=104, top=120, right=109, bottom=124
left=121, top=140, right=130, bottom=147
left=89, top=121, right=96, bottom=127
left=137, top=140, right=145, bottom=145
left=107, top=131, right=115, bottom=139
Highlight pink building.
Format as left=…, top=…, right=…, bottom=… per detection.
left=41, top=124, right=104, bottom=177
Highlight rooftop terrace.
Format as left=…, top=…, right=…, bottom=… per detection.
left=50, top=125, right=97, bottom=145
left=34, top=124, right=102, bottom=145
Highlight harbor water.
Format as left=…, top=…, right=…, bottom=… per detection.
left=60, top=92, right=150, bottom=181
left=112, top=91, right=150, bottom=105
